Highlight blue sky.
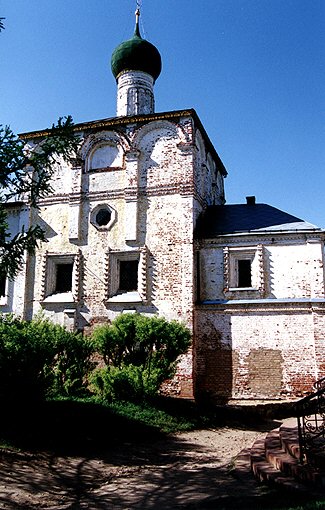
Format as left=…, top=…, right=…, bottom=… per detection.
left=1, top=0, right=324, bottom=226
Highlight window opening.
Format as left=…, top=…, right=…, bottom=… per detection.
left=119, top=260, right=138, bottom=291
left=55, top=263, right=73, bottom=293
left=237, top=259, right=252, bottom=287
left=96, top=208, right=111, bottom=226
left=0, top=274, right=6, bottom=297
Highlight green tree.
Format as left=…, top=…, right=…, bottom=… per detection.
left=91, top=313, right=191, bottom=401
left=0, top=117, right=78, bottom=279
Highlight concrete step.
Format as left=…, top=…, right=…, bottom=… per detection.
left=249, top=427, right=325, bottom=495
left=265, top=429, right=324, bottom=487
left=280, top=421, right=325, bottom=471
left=279, top=424, right=301, bottom=460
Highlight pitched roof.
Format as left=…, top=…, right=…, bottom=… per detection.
left=195, top=203, right=320, bottom=238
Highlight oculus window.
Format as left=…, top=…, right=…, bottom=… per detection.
left=90, top=204, right=116, bottom=231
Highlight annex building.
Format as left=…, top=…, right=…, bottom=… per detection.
left=4, top=13, right=325, bottom=402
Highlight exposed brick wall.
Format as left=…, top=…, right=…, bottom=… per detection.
left=194, top=306, right=321, bottom=401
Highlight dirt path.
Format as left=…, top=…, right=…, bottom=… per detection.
left=0, top=423, right=311, bottom=510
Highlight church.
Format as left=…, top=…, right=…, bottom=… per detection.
left=3, top=11, right=324, bottom=402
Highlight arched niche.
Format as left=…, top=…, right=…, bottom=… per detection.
left=81, top=131, right=130, bottom=172
left=89, top=144, right=122, bottom=171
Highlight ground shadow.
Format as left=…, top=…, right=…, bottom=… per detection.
left=0, top=398, right=323, bottom=509
left=0, top=399, right=164, bottom=455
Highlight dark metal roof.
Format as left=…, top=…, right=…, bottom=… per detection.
left=111, top=34, right=161, bottom=82
left=195, top=203, right=320, bottom=238
left=111, top=16, right=162, bottom=82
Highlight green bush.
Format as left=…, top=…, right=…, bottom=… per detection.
left=90, top=365, right=144, bottom=402
left=0, top=314, right=94, bottom=402
left=91, top=313, right=191, bottom=401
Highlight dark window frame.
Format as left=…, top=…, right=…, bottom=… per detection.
left=0, top=274, right=6, bottom=298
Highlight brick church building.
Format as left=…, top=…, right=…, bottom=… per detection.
left=3, top=12, right=325, bottom=402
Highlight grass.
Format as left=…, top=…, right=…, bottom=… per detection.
left=108, top=399, right=197, bottom=433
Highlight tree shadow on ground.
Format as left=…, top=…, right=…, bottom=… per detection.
left=0, top=398, right=322, bottom=509
left=0, top=399, right=165, bottom=455
left=0, top=397, right=285, bottom=456
left=0, top=435, right=322, bottom=509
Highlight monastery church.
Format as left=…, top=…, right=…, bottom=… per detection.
left=4, top=11, right=324, bottom=402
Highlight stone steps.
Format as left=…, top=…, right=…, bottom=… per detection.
left=233, top=420, right=325, bottom=496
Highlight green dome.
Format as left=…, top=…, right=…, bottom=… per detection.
left=111, top=23, right=162, bottom=82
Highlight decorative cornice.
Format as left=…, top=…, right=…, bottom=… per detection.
left=19, top=110, right=195, bottom=140
left=18, top=109, right=227, bottom=176
left=37, top=181, right=195, bottom=206
left=201, top=233, right=324, bottom=246
left=196, top=299, right=325, bottom=314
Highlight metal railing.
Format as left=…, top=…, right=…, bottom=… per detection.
left=296, top=376, right=325, bottom=464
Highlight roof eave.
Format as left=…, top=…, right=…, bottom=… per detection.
left=199, top=228, right=324, bottom=239
left=19, top=108, right=228, bottom=176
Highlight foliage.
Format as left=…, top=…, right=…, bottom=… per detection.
left=90, top=365, right=144, bottom=402
left=46, top=322, right=94, bottom=397
left=0, top=117, right=78, bottom=280
left=275, top=503, right=325, bottom=510
left=91, top=313, right=191, bottom=401
left=0, top=314, right=93, bottom=401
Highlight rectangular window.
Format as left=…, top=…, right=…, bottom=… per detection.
left=55, top=263, right=73, bottom=293
left=41, top=253, right=79, bottom=302
left=223, top=245, right=265, bottom=297
left=106, top=248, right=148, bottom=303
left=0, top=274, right=6, bottom=297
left=119, top=260, right=139, bottom=291
left=237, top=259, right=252, bottom=287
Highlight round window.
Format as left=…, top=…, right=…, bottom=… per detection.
left=96, top=208, right=111, bottom=226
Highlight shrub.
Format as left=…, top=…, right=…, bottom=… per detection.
left=91, top=313, right=191, bottom=401
left=90, top=365, right=144, bottom=402
left=48, top=327, right=94, bottom=397
left=0, top=314, right=94, bottom=402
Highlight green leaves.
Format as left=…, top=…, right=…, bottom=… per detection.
left=0, top=116, right=78, bottom=279
left=91, top=313, right=191, bottom=401
left=0, top=314, right=94, bottom=402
